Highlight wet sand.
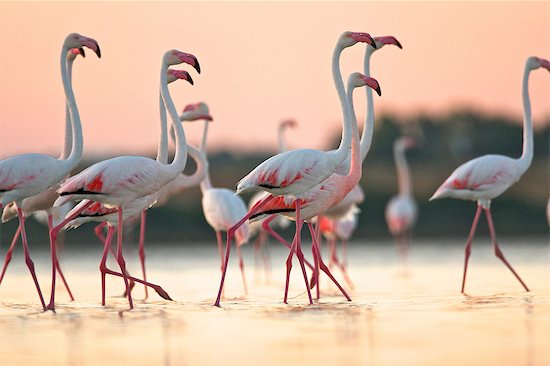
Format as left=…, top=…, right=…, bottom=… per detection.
left=0, top=239, right=549, bottom=366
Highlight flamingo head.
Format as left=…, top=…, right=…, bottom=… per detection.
left=66, top=48, right=85, bottom=61
left=180, top=102, right=213, bottom=122
left=528, top=56, right=550, bottom=72
left=164, top=50, right=201, bottom=74
left=373, top=36, right=403, bottom=50
left=64, top=33, right=101, bottom=58
left=348, top=72, right=381, bottom=96
left=339, top=31, right=377, bottom=49
left=167, top=69, right=194, bottom=85
left=279, top=119, right=297, bottom=130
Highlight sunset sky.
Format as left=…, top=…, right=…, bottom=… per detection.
left=0, top=1, right=549, bottom=157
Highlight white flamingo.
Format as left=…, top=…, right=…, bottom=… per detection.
left=0, top=34, right=101, bottom=310
left=430, top=56, right=550, bottom=293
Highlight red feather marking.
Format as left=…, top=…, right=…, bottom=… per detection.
left=451, top=179, right=467, bottom=189
left=87, top=175, right=104, bottom=192
left=318, top=216, right=334, bottom=233
left=84, top=201, right=116, bottom=215
left=280, top=173, right=303, bottom=187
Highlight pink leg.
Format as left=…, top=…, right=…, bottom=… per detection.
left=283, top=235, right=297, bottom=304
left=0, top=224, right=21, bottom=285
left=341, top=239, right=349, bottom=270
left=215, top=231, right=224, bottom=272
left=100, top=226, right=116, bottom=306
left=330, top=236, right=354, bottom=290
left=328, top=238, right=336, bottom=270
left=214, top=195, right=275, bottom=307
left=484, top=208, right=530, bottom=292
left=16, top=206, right=46, bottom=310
left=236, top=244, right=248, bottom=295
left=94, top=222, right=107, bottom=244
left=307, top=223, right=351, bottom=301
left=287, top=200, right=312, bottom=305
left=461, top=205, right=482, bottom=293
left=47, top=214, right=74, bottom=302
left=307, top=222, right=321, bottom=300
left=138, top=210, right=148, bottom=299
left=116, top=208, right=133, bottom=309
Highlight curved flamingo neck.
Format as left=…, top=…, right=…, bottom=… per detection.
left=200, top=119, right=210, bottom=153
left=60, top=45, right=83, bottom=170
left=199, top=119, right=213, bottom=192
left=60, top=56, right=76, bottom=160
left=518, top=63, right=534, bottom=173
left=332, top=43, right=353, bottom=166
left=361, top=46, right=376, bottom=162
left=344, top=82, right=361, bottom=186
left=394, top=144, right=412, bottom=196
left=160, top=56, right=188, bottom=174
left=156, top=92, right=169, bottom=164
left=180, top=144, right=207, bottom=189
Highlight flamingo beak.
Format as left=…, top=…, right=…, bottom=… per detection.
left=78, top=48, right=86, bottom=57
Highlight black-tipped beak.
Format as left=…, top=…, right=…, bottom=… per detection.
left=375, top=85, right=382, bottom=97
left=194, top=58, right=201, bottom=74
left=395, top=39, right=403, bottom=49
left=79, top=48, right=86, bottom=58
left=187, top=74, right=194, bottom=85
left=369, top=35, right=378, bottom=49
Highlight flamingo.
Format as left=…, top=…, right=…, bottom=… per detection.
left=60, top=69, right=196, bottom=303
left=215, top=72, right=382, bottom=306
left=385, top=137, right=417, bottom=266
left=0, top=47, right=85, bottom=299
left=51, top=49, right=201, bottom=310
left=195, top=103, right=251, bottom=295
left=430, top=56, right=550, bottom=293
left=0, top=33, right=101, bottom=310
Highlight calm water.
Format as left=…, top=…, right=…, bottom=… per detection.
left=0, top=237, right=549, bottom=366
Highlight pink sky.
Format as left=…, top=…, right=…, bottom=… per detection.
left=1, top=1, right=549, bottom=157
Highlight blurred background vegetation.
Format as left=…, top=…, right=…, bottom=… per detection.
left=2, top=109, right=548, bottom=248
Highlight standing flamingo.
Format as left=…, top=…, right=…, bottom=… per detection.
left=52, top=49, right=200, bottom=310
left=0, top=34, right=100, bottom=310
left=430, top=56, right=550, bottom=293
left=215, top=72, right=382, bottom=306
left=0, top=47, right=85, bottom=299
left=385, top=137, right=417, bottom=267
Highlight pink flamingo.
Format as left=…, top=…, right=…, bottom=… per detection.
left=0, top=34, right=100, bottom=310
left=196, top=103, right=251, bottom=295
left=385, top=137, right=417, bottom=266
left=60, top=69, right=196, bottom=304
left=430, top=56, right=550, bottom=293
left=216, top=72, right=381, bottom=306
left=0, top=47, right=85, bottom=299
left=51, top=50, right=200, bottom=311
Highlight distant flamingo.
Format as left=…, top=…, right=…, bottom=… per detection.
left=215, top=72, right=381, bottom=306
left=385, top=137, right=417, bottom=266
left=61, top=69, right=196, bottom=303
left=0, top=34, right=100, bottom=310
left=196, top=103, right=251, bottom=295
left=430, top=56, right=550, bottom=293
left=319, top=204, right=359, bottom=272
left=52, top=49, right=200, bottom=311
left=0, top=47, right=85, bottom=300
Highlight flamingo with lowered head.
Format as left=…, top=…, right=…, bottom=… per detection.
left=52, top=50, right=201, bottom=311
left=215, top=72, right=381, bottom=306
left=385, top=137, right=417, bottom=266
left=0, top=33, right=100, bottom=311
left=430, top=56, right=550, bottom=293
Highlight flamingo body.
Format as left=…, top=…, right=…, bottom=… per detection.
left=202, top=188, right=249, bottom=245
left=385, top=195, right=417, bottom=235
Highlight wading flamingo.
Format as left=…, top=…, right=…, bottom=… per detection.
left=196, top=103, right=251, bottom=295
left=0, top=47, right=85, bottom=300
left=430, top=56, right=550, bottom=293
left=385, top=137, right=417, bottom=266
left=319, top=204, right=359, bottom=272
left=0, top=34, right=100, bottom=310
left=215, top=72, right=381, bottom=306
left=52, top=50, right=200, bottom=311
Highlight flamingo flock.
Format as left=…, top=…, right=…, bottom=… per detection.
left=0, top=31, right=548, bottom=311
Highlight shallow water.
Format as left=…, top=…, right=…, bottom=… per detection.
left=0, top=238, right=549, bottom=366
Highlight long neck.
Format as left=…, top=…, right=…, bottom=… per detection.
left=345, top=85, right=361, bottom=183
left=361, top=46, right=375, bottom=162
left=518, top=63, right=534, bottom=172
left=160, top=58, right=188, bottom=174
left=61, top=46, right=83, bottom=169
left=199, top=119, right=213, bottom=192
left=179, top=144, right=208, bottom=190
left=156, top=92, right=169, bottom=164
left=59, top=57, right=75, bottom=159
left=277, top=126, right=287, bottom=153
left=332, top=44, right=353, bottom=165
left=394, top=145, right=412, bottom=196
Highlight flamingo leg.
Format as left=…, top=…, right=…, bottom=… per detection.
left=47, top=214, right=74, bottom=302
left=99, top=226, right=116, bottom=306
left=214, top=195, right=275, bottom=307
left=328, top=238, right=336, bottom=270
left=307, top=222, right=321, bottom=300
left=290, top=200, right=312, bottom=304
left=215, top=231, right=224, bottom=272
left=461, top=205, right=482, bottom=293
left=330, top=239, right=355, bottom=290
left=0, top=224, right=21, bottom=285
left=307, top=223, right=351, bottom=301
left=341, top=238, right=349, bottom=270
left=283, top=235, right=297, bottom=304
left=16, top=206, right=46, bottom=310
left=94, top=222, right=107, bottom=244
left=116, top=208, right=133, bottom=309
left=484, top=208, right=530, bottom=292
left=236, top=244, right=248, bottom=295
left=138, top=210, right=148, bottom=299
